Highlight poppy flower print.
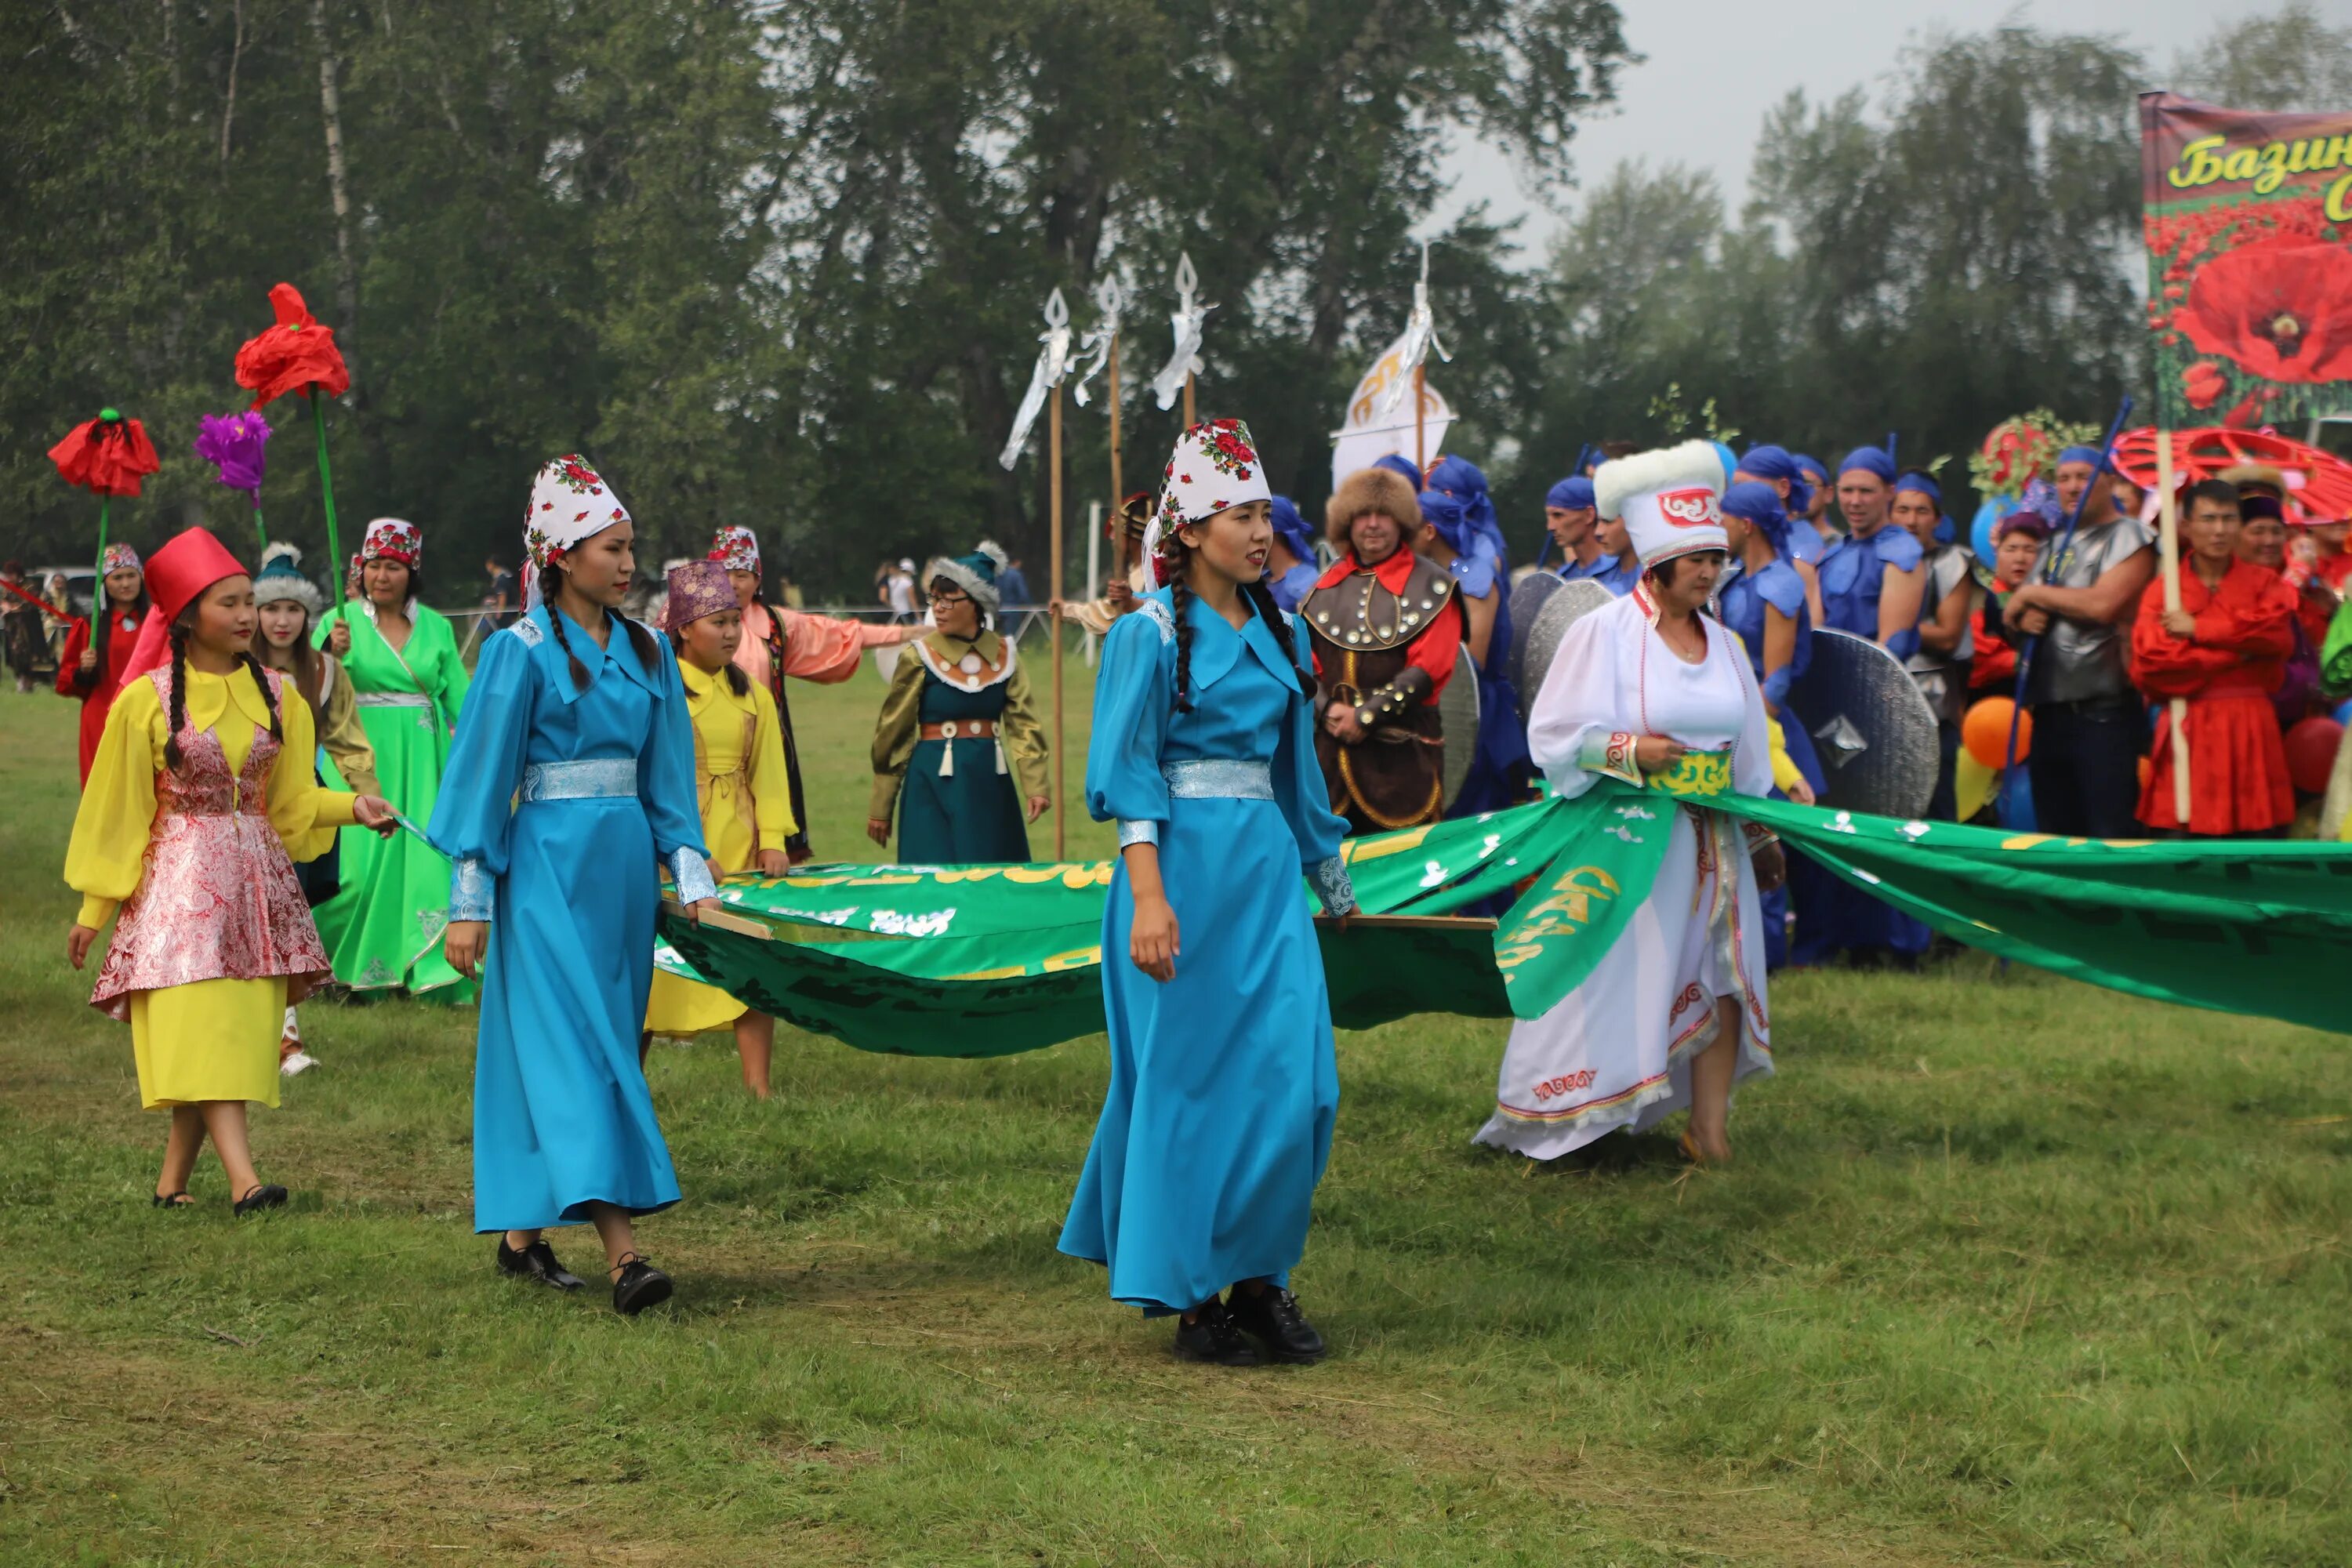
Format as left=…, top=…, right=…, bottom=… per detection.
left=2180, top=361, right=2228, bottom=411
left=2172, top=237, right=2352, bottom=386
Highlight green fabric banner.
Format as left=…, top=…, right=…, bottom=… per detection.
left=656, top=790, right=2352, bottom=1058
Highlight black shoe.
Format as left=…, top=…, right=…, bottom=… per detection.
left=151, top=1190, right=194, bottom=1209
left=611, top=1256, right=673, bottom=1316
left=1225, top=1284, right=1327, bottom=1365
left=1171, top=1298, right=1262, bottom=1366
left=495, top=1236, right=585, bottom=1291
left=232, top=1183, right=288, bottom=1217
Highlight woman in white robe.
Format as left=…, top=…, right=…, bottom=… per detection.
left=1475, top=441, right=1786, bottom=1165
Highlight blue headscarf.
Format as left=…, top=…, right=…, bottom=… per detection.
left=1428, top=454, right=1508, bottom=571
left=1374, top=454, right=1424, bottom=488
left=1268, top=495, right=1314, bottom=564
left=1793, top=453, right=1828, bottom=487
left=1839, top=446, right=1895, bottom=481
left=1417, top=489, right=1470, bottom=552
left=1892, top=471, right=1941, bottom=506
left=2057, top=445, right=2103, bottom=469
left=1739, top=444, right=1813, bottom=523
left=1546, top=476, right=1595, bottom=511
left=1720, top=481, right=1793, bottom=556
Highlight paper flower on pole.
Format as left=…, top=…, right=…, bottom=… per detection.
left=47, top=411, right=162, bottom=497
left=193, top=410, right=272, bottom=503
left=233, top=282, right=351, bottom=408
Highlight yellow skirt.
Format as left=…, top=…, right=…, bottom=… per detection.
left=644, top=969, right=746, bottom=1038
left=129, top=978, right=289, bottom=1110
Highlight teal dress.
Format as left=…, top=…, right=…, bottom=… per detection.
left=869, top=631, right=1048, bottom=864
left=1058, top=590, right=1357, bottom=1314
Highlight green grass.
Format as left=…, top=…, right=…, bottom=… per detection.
left=2, top=651, right=2347, bottom=1566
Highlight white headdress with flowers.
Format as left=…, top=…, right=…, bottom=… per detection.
left=1143, top=418, right=1272, bottom=587
left=709, top=524, right=759, bottom=575
left=524, top=455, right=631, bottom=571
left=1595, top=440, right=1727, bottom=568
left=361, top=517, right=423, bottom=568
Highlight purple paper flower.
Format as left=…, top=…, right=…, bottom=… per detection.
left=194, top=410, right=271, bottom=503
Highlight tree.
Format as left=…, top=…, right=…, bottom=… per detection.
left=2172, top=2, right=2352, bottom=114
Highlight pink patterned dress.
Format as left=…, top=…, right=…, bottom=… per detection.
left=66, top=665, right=354, bottom=1109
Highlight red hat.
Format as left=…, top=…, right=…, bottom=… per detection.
left=145, top=528, right=249, bottom=625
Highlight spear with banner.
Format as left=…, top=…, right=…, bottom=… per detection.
left=2000, top=397, right=2133, bottom=776
left=1148, top=253, right=1211, bottom=425
left=998, top=288, right=1079, bottom=855
left=1073, top=274, right=1128, bottom=579
left=1328, top=245, right=1453, bottom=488
left=234, top=283, right=351, bottom=605
left=47, top=409, right=162, bottom=593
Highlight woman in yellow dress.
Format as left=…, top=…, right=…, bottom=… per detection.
left=64, top=528, right=395, bottom=1212
left=641, top=560, right=797, bottom=1098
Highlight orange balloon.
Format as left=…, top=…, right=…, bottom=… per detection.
left=2137, top=755, right=2153, bottom=789
left=1963, top=698, right=2031, bottom=768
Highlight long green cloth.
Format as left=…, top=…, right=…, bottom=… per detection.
left=655, top=789, right=2352, bottom=1058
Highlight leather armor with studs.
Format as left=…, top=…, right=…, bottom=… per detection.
left=1301, top=553, right=1457, bottom=832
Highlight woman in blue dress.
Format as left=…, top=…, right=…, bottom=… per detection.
left=430, top=455, right=715, bottom=1316
left=1059, top=418, right=1359, bottom=1367
left=1716, top=483, right=1820, bottom=970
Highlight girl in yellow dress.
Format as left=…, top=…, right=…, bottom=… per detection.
left=64, top=528, right=395, bottom=1213
left=641, top=559, right=797, bottom=1098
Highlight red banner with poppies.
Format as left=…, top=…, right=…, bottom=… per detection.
left=2140, top=91, right=2352, bottom=429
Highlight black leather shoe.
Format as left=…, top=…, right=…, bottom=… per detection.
left=495, top=1236, right=585, bottom=1290
left=1225, top=1284, right=1326, bottom=1365
left=611, top=1256, right=673, bottom=1316
left=152, top=1190, right=194, bottom=1209
left=1171, top=1298, right=1262, bottom=1366
left=232, top=1184, right=288, bottom=1217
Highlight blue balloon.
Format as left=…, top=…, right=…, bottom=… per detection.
left=1970, top=496, right=2005, bottom=569
left=2336, top=697, right=2352, bottom=728
left=1711, top=441, right=1738, bottom=490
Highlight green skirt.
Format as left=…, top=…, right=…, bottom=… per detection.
left=315, top=698, right=474, bottom=1000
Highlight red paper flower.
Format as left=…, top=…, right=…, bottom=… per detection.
left=47, top=412, right=162, bottom=498
left=2180, top=361, right=2227, bottom=411
left=233, top=282, right=351, bottom=408
left=2172, top=236, right=2352, bottom=385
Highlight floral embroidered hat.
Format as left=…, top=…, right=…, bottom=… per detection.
left=1145, top=418, right=1272, bottom=586
left=100, top=542, right=142, bottom=576
left=361, top=517, right=422, bottom=568
left=709, top=524, right=760, bottom=575
left=524, top=454, right=632, bottom=570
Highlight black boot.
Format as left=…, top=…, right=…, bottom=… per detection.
left=1225, top=1283, right=1326, bottom=1365
left=495, top=1236, right=586, bottom=1290
left=1171, top=1297, right=1261, bottom=1366
left=611, top=1254, right=673, bottom=1316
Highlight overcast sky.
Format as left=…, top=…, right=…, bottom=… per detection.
left=1429, top=0, right=2232, bottom=260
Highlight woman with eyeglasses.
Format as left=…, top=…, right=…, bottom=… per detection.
left=866, top=543, right=1050, bottom=862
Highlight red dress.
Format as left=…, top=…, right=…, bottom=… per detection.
left=54, top=607, right=146, bottom=783
left=1969, top=590, right=2020, bottom=693
left=2130, top=560, right=2297, bottom=835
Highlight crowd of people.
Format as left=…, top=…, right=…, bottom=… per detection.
left=31, top=412, right=2352, bottom=1363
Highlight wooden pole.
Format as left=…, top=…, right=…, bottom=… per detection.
left=2155, top=431, right=2192, bottom=825
left=1050, top=382, right=1066, bottom=859
left=1413, top=363, right=1426, bottom=471
left=1109, top=333, right=1127, bottom=579
left=1183, top=370, right=1196, bottom=429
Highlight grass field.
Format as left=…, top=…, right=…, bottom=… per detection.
left=2, top=646, right=2347, bottom=1566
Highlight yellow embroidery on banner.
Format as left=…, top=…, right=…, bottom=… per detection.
left=1493, top=864, right=1621, bottom=968
left=1041, top=946, right=1102, bottom=972
left=1342, top=826, right=1434, bottom=863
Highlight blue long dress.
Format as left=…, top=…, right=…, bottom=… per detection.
left=1717, top=557, right=1820, bottom=970
left=1443, top=541, right=1529, bottom=818
left=1798, top=526, right=1931, bottom=962
left=427, top=606, right=713, bottom=1234
left=1058, top=590, right=1355, bottom=1316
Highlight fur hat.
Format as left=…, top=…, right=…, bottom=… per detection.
left=1323, top=466, right=1421, bottom=547
left=253, top=540, right=323, bottom=618
left=926, top=540, right=1011, bottom=614
left=1595, top=441, right=1726, bottom=569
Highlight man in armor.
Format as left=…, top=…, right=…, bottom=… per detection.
left=1301, top=466, right=1466, bottom=833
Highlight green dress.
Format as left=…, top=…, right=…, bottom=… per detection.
left=869, top=630, right=1048, bottom=863
left=313, top=599, right=474, bottom=998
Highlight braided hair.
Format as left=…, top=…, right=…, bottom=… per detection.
left=539, top=562, right=660, bottom=691
left=1161, top=534, right=1316, bottom=713
left=666, top=627, right=750, bottom=695
left=161, top=612, right=281, bottom=773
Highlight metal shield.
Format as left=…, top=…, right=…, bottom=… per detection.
left=1517, top=579, right=1617, bottom=724
left=1784, top=629, right=1938, bottom=818
left=1439, top=647, right=1481, bottom=808
left=1505, top=570, right=1562, bottom=702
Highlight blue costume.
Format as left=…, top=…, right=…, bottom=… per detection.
left=1572, top=553, right=1639, bottom=596
left=1059, top=590, right=1355, bottom=1314
left=429, top=605, right=713, bottom=1233
left=1266, top=496, right=1322, bottom=614
left=1427, top=454, right=1512, bottom=575
left=1716, top=483, right=1821, bottom=970
left=1417, top=489, right=1527, bottom=815
left=1817, top=527, right=1923, bottom=660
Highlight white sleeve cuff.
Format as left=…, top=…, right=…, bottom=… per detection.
left=670, top=844, right=718, bottom=904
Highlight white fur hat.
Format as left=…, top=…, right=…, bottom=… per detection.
left=1594, top=440, right=1727, bottom=568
